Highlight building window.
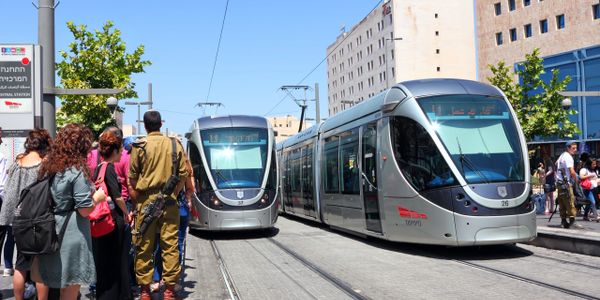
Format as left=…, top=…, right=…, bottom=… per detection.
left=556, top=14, right=565, bottom=29
left=494, top=2, right=502, bottom=15
left=435, top=31, right=439, bottom=36
left=509, top=0, right=516, bottom=11
left=436, top=49, right=440, bottom=54
left=523, top=0, right=530, bottom=7
left=496, top=32, right=503, bottom=45
left=594, top=4, right=600, bottom=20
left=436, top=67, right=441, bottom=72
left=509, top=28, right=517, bottom=41
left=540, top=19, right=548, bottom=33
left=434, top=13, right=438, bottom=18
left=524, top=24, right=532, bottom=38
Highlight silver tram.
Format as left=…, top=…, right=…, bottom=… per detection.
left=277, top=79, right=537, bottom=246
left=186, top=115, right=278, bottom=230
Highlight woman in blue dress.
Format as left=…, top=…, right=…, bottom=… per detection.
left=33, top=124, right=107, bottom=300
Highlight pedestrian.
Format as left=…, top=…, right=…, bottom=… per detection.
left=555, top=141, right=583, bottom=229
left=151, top=140, right=194, bottom=293
left=33, top=124, right=107, bottom=300
left=580, top=158, right=599, bottom=221
left=543, top=155, right=556, bottom=214
left=119, top=136, right=137, bottom=291
left=128, top=111, right=188, bottom=300
left=0, top=128, right=11, bottom=278
left=91, top=131, right=132, bottom=300
left=87, top=126, right=123, bottom=176
left=0, top=129, right=52, bottom=300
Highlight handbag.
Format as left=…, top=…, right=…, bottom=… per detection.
left=89, top=162, right=116, bottom=238
left=581, top=178, right=592, bottom=190
left=543, top=183, right=556, bottom=193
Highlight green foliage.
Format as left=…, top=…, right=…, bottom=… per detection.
left=56, top=21, right=151, bottom=135
left=487, top=48, right=579, bottom=141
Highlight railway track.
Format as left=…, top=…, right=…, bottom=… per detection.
left=210, top=240, right=242, bottom=300
left=453, top=259, right=600, bottom=300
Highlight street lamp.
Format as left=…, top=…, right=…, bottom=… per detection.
left=125, top=100, right=152, bottom=135
left=385, top=37, right=403, bottom=89
left=106, top=96, right=118, bottom=121
left=561, top=98, right=572, bottom=110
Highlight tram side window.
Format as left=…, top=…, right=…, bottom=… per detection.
left=188, top=142, right=212, bottom=192
left=323, top=136, right=340, bottom=193
left=390, top=116, right=457, bottom=191
left=303, top=144, right=314, bottom=198
left=291, top=148, right=302, bottom=193
left=265, top=149, right=277, bottom=190
left=340, top=129, right=360, bottom=194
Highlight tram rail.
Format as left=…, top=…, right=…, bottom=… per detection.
left=210, top=240, right=242, bottom=300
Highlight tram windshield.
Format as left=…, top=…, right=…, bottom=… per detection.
left=418, top=95, right=525, bottom=184
left=200, top=127, right=269, bottom=189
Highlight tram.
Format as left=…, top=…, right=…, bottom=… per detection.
left=278, top=78, right=537, bottom=246
left=186, top=115, right=278, bottom=230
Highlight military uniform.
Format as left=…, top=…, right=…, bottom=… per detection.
left=129, top=132, right=188, bottom=286
left=556, top=150, right=578, bottom=228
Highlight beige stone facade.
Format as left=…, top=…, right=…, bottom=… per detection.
left=326, top=0, right=476, bottom=116
left=477, top=0, right=600, bottom=81
left=267, top=115, right=310, bottom=143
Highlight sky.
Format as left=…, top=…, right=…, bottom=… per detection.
left=0, top=0, right=381, bottom=136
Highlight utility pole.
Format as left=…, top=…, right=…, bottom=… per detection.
left=148, top=82, right=153, bottom=109
left=38, top=0, right=56, bottom=134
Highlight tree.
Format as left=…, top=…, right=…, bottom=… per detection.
left=487, top=48, right=579, bottom=141
left=56, top=21, right=151, bottom=135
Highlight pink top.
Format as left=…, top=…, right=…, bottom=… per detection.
left=114, top=151, right=130, bottom=199
left=87, top=148, right=130, bottom=199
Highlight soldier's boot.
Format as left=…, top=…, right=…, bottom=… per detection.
left=561, top=218, right=570, bottom=228
left=139, top=285, right=151, bottom=300
left=569, top=217, right=584, bottom=229
left=163, top=285, right=178, bottom=300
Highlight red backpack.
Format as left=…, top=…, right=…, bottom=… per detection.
left=89, top=162, right=115, bottom=238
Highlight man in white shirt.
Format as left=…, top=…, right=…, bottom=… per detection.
left=556, top=141, right=582, bottom=229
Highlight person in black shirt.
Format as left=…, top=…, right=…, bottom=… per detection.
left=92, top=131, right=132, bottom=300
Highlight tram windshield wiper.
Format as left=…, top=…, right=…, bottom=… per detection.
left=456, top=138, right=489, bottom=184
left=214, top=170, right=234, bottom=189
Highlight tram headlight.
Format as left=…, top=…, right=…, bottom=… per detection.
left=211, top=195, right=221, bottom=207
left=260, top=193, right=269, bottom=204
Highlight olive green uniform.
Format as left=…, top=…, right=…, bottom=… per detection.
left=557, top=183, right=577, bottom=219
left=129, top=132, right=188, bottom=285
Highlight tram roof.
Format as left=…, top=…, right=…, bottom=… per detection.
left=192, top=115, right=269, bottom=131
left=278, top=123, right=322, bottom=149
left=398, top=78, right=504, bottom=99
left=279, top=78, right=504, bottom=148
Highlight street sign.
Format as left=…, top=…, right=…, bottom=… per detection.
left=0, top=44, right=41, bottom=135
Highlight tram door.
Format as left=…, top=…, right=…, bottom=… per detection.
left=362, top=122, right=382, bottom=233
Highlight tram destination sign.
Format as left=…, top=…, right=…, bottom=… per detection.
left=0, top=44, right=40, bottom=134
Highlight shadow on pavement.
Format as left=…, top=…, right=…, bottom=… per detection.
left=189, top=227, right=280, bottom=241
left=280, top=214, right=533, bottom=261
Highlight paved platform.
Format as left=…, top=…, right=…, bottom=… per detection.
left=527, top=211, right=600, bottom=256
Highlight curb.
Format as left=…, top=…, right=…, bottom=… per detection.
left=525, top=230, right=600, bottom=256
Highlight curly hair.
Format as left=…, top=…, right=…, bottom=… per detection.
left=39, top=124, right=94, bottom=180
left=98, top=131, right=122, bottom=159
left=18, top=128, right=52, bottom=159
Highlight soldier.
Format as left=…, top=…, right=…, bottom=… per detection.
left=128, top=111, right=188, bottom=300
left=556, top=141, right=583, bottom=229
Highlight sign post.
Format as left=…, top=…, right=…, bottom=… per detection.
left=0, top=44, right=41, bottom=136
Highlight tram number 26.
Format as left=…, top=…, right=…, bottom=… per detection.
left=501, top=200, right=509, bottom=207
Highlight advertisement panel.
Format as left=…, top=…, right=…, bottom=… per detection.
left=0, top=44, right=40, bottom=135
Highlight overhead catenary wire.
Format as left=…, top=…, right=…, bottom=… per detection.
left=205, top=0, right=230, bottom=104
left=263, top=0, right=383, bottom=117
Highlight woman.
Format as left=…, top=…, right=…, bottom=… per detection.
left=580, top=158, right=599, bottom=221
left=92, top=131, right=132, bottom=300
left=543, top=156, right=556, bottom=214
left=34, top=124, right=106, bottom=300
left=0, top=129, right=51, bottom=300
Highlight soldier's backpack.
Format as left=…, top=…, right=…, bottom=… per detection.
left=12, top=176, right=72, bottom=255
